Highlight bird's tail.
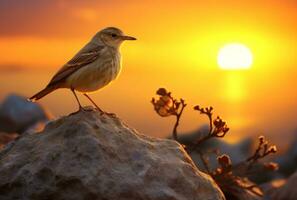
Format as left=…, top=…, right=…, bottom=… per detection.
left=29, top=85, right=57, bottom=102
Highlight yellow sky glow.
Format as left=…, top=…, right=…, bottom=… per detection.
left=0, top=1, right=297, bottom=146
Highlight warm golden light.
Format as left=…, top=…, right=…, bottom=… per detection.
left=218, top=44, right=253, bottom=70
left=0, top=1, right=296, bottom=143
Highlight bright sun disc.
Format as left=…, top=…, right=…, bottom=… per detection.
left=218, top=43, right=253, bottom=70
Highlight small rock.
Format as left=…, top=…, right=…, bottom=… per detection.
left=270, top=171, right=297, bottom=200
left=260, top=179, right=286, bottom=200
left=0, top=94, right=50, bottom=133
left=0, top=109, right=225, bottom=200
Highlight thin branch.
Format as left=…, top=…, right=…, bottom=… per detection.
left=245, top=136, right=277, bottom=169
left=172, top=99, right=187, bottom=140
left=151, top=88, right=187, bottom=141
left=198, top=150, right=212, bottom=174
left=187, top=106, right=229, bottom=153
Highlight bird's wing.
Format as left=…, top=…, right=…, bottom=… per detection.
left=47, top=44, right=105, bottom=87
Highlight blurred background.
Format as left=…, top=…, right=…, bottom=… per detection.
left=0, top=0, right=296, bottom=148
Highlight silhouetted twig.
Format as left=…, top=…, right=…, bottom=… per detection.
left=213, top=137, right=278, bottom=198
left=151, top=88, right=187, bottom=140
left=245, top=136, right=277, bottom=169
left=185, top=106, right=229, bottom=152
left=172, top=99, right=187, bottom=140
left=198, top=150, right=212, bottom=174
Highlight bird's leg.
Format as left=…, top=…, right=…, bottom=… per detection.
left=83, top=93, right=104, bottom=113
left=71, top=89, right=84, bottom=111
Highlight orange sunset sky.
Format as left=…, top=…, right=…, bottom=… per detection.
left=0, top=1, right=296, bottom=146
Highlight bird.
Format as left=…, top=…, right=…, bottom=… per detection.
left=29, top=27, right=136, bottom=112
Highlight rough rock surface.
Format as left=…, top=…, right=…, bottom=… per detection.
left=0, top=108, right=225, bottom=200
left=0, top=132, right=18, bottom=149
left=0, top=94, right=50, bottom=133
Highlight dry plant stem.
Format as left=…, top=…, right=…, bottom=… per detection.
left=172, top=100, right=187, bottom=140
left=196, top=133, right=214, bottom=145
left=151, top=88, right=278, bottom=199
left=246, top=150, right=272, bottom=163
left=246, top=145, right=262, bottom=162
left=187, top=112, right=214, bottom=152
left=198, top=151, right=212, bottom=174
left=206, top=112, right=213, bottom=135
left=245, top=137, right=277, bottom=169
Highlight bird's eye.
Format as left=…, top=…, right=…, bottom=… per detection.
left=111, top=34, right=117, bottom=38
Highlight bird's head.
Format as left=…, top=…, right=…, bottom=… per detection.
left=95, top=27, right=136, bottom=48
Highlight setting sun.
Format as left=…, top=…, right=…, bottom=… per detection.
left=218, top=43, right=253, bottom=70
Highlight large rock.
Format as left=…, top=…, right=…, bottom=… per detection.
left=0, top=94, right=50, bottom=133
left=0, top=108, right=225, bottom=200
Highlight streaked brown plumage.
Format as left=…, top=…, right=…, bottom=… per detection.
left=30, top=27, right=136, bottom=111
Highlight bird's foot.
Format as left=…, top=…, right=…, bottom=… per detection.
left=91, top=105, right=105, bottom=114
left=79, top=106, right=97, bottom=113
left=70, top=106, right=92, bottom=115
left=70, top=109, right=81, bottom=115
left=100, top=111, right=117, bottom=117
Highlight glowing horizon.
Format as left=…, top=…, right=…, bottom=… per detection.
left=0, top=1, right=297, bottom=146
left=0, top=1, right=296, bottom=72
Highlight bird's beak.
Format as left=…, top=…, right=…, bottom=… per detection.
left=121, top=35, right=137, bottom=40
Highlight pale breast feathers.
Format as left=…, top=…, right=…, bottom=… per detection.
left=47, top=45, right=105, bottom=87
